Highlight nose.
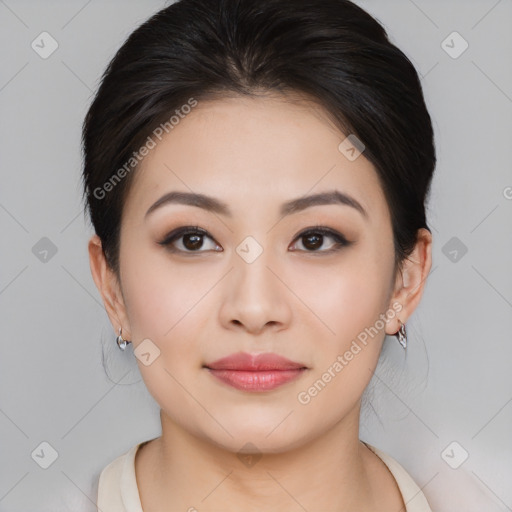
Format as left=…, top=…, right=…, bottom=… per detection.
left=218, top=246, right=293, bottom=335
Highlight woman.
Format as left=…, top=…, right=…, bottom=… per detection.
left=83, top=0, right=435, bottom=510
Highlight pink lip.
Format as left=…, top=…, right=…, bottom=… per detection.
left=204, top=352, right=307, bottom=392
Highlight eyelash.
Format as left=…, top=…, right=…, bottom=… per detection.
left=158, top=224, right=352, bottom=255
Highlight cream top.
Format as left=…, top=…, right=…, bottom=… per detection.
left=96, top=440, right=433, bottom=511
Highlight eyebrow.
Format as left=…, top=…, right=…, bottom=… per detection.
left=144, top=190, right=368, bottom=220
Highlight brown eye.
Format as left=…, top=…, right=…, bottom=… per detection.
left=290, top=227, right=350, bottom=253
left=182, top=233, right=204, bottom=250
left=158, top=226, right=222, bottom=253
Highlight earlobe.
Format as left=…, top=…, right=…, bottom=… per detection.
left=385, top=228, right=433, bottom=336
left=88, top=234, right=131, bottom=339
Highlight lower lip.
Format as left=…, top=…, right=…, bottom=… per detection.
left=206, top=368, right=306, bottom=391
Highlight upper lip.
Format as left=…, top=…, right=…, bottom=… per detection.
left=205, top=352, right=307, bottom=371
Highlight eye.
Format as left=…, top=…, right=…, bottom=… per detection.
left=158, top=225, right=351, bottom=255
left=289, top=226, right=351, bottom=253
left=158, top=226, right=222, bottom=253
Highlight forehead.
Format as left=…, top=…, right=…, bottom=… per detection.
left=124, top=94, right=389, bottom=222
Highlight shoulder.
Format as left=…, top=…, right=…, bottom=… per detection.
left=96, top=443, right=144, bottom=512
left=363, top=442, right=433, bottom=512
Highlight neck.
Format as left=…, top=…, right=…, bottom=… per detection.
left=139, top=402, right=381, bottom=512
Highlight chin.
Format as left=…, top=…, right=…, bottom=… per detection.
left=199, top=420, right=312, bottom=456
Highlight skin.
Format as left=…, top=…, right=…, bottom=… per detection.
left=89, top=93, right=432, bottom=511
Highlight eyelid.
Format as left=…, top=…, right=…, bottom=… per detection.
left=290, top=224, right=349, bottom=243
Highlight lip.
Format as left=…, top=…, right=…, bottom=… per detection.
left=206, top=352, right=306, bottom=371
left=204, top=352, right=308, bottom=392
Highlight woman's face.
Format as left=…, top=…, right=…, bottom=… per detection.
left=105, top=95, right=407, bottom=452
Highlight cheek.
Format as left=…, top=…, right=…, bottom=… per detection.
left=292, top=263, right=389, bottom=419
left=120, top=240, right=212, bottom=341
left=119, top=244, right=222, bottom=403
left=291, top=250, right=393, bottom=346
left=119, top=247, right=214, bottom=422
left=294, top=239, right=395, bottom=412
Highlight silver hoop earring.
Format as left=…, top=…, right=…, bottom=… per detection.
left=116, top=327, right=131, bottom=350
left=395, top=319, right=407, bottom=350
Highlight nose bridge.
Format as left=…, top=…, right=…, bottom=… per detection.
left=219, top=233, right=292, bottom=332
left=233, top=234, right=278, bottom=299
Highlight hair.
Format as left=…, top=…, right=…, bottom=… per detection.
left=81, top=0, right=436, bottom=279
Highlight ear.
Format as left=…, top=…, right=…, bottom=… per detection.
left=385, top=228, right=433, bottom=336
left=88, top=234, right=132, bottom=340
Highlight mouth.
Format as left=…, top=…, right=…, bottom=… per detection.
left=203, top=352, right=308, bottom=392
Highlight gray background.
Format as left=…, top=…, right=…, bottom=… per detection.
left=1, top=0, right=511, bottom=511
